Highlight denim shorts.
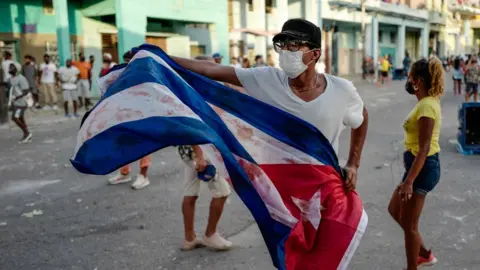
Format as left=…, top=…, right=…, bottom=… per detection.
left=466, top=83, right=478, bottom=94
left=402, top=151, right=441, bottom=195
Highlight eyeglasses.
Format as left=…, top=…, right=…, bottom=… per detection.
left=273, top=40, right=319, bottom=53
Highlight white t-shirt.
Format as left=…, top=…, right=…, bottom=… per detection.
left=2, top=60, right=21, bottom=82
left=57, top=66, right=80, bottom=90
left=235, top=67, right=364, bottom=153
left=40, top=62, right=57, bottom=83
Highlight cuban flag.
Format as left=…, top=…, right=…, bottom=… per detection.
left=72, top=44, right=367, bottom=270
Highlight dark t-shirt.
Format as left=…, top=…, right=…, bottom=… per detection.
left=22, top=63, right=37, bottom=90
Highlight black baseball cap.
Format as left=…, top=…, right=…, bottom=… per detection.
left=273, top=18, right=321, bottom=48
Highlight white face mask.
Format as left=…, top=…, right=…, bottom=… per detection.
left=279, top=49, right=315, bottom=78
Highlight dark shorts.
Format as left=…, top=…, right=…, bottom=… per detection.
left=452, top=77, right=462, bottom=82
left=381, top=71, right=389, bottom=77
left=402, top=151, right=440, bottom=195
left=12, top=106, right=26, bottom=119
left=466, top=83, right=478, bottom=94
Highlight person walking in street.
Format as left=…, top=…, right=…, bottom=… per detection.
left=8, top=63, right=32, bottom=143
left=22, top=55, right=40, bottom=109
left=452, top=57, right=463, bottom=96
left=378, top=55, right=391, bottom=87
left=39, top=54, right=58, bottom=111
left=403, top=52, right=412, bottom=79
left=73, top=53, right=92, bottom=110
left=388, top=57, right=444, bottom=270
left=178, top=144, right=232, bottom=251
left=107, top=51, right=152, bottom=190
left=56, top=59, right=80, bottom=118
left=2, top=51, right=21, bottom=88
left=464, top=56, right=480, bottom=102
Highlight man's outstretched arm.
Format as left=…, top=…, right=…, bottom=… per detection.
left=344, top=107, right=369, bottom=192
left=171, top=56, right=242, bottom=87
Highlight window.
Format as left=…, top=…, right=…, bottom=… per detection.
left=266, top=0, right=273, bottom=14
left=187, top=23, right=209, bottom=29
left=43, top=0, right=54, bottom=15
left=390, top=32, right=396, bottom=44
left=248, top=0, right=254, bottom=11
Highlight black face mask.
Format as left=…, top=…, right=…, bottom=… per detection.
left=80, top=57, right=85, bottom=62
left=405, top=82, right=416, bottom=95
left=8, top=70, right=16, bottom=76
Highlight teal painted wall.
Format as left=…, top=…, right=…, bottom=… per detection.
left=337, top=25, right=360, bottom=49
left=145, top=0, right=227, bottom=24
left=0, top=0, right=83, bottom=34
left=117, top=0, right=229, bottom=63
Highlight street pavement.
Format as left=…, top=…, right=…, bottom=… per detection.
left=1, top=76, right=479, bottom=270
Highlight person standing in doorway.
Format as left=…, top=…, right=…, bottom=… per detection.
left=8, top=63, right=32, bottom=143
left=22, top=55, right=40, bottom=109
left=73, top=53, right=92, bottom=110
left=107, top=50, right=152, bottom=190
left=38, top=54, right=58, bottom=111
left=56, top=59, right=80, bottom=118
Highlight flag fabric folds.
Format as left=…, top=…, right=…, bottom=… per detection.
left=72, top=44, right=367, bottom=270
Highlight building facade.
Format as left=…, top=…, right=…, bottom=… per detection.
left=0, top=0, right=229, bottom=96
left=2, top=0, right=480, bottom=81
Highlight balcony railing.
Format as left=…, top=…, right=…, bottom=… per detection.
left=328, top=0, right=429, bottom=20
left=448, top=1, right=480, bottom=15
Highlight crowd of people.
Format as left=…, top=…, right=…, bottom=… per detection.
left=0, top=51, right=123, bottom=143
left=449, top=54, right=480, bottom=102
left=363, top=51, right=480, bottom=104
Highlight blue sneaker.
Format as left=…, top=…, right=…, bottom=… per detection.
left=73, top=113, right=80, bottom=118
left=65, top=114, right=72, bottom=118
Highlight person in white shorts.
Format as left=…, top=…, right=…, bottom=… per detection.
left=178, top=145, right=233, bottom=251
left=56, top=59, right=80, bottom=118
left=73, top=53, right=92, bottom=110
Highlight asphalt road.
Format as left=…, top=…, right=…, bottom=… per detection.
left=0, top=76, right=479, bottom=270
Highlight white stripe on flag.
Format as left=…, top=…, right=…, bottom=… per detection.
left=337, top=209, right=368, bottom=270
left=74, top=82, right=202, bottom=157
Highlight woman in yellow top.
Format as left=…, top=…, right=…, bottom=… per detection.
left=388, top=57, right=443, bottom=270
left=377, top=55, right=391, bottom=87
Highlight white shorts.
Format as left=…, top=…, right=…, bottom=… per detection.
left=183, top=160, right=231, bottom=198
left=63, top=89, right=78, bottom=102
left=77, top=79, right=91, bottom=98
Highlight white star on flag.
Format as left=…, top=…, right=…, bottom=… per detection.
left=291, top=190, right=325, bottom=230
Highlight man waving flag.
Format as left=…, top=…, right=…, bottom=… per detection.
left=73, top=40, right=367, bottom=269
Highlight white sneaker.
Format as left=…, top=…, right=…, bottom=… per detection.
left=18, top=133, right=33, bottom=144
left=131, top=174, right=150, bottom=189
left=181, top=238, right=203, bottom=251
left=43, top=105, right=52, bottom=111
left=202, top=232, right=232, bottom=250
left=108, top=173, right=132, bottom=185
left=52, top=105, right=59, bottom=111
